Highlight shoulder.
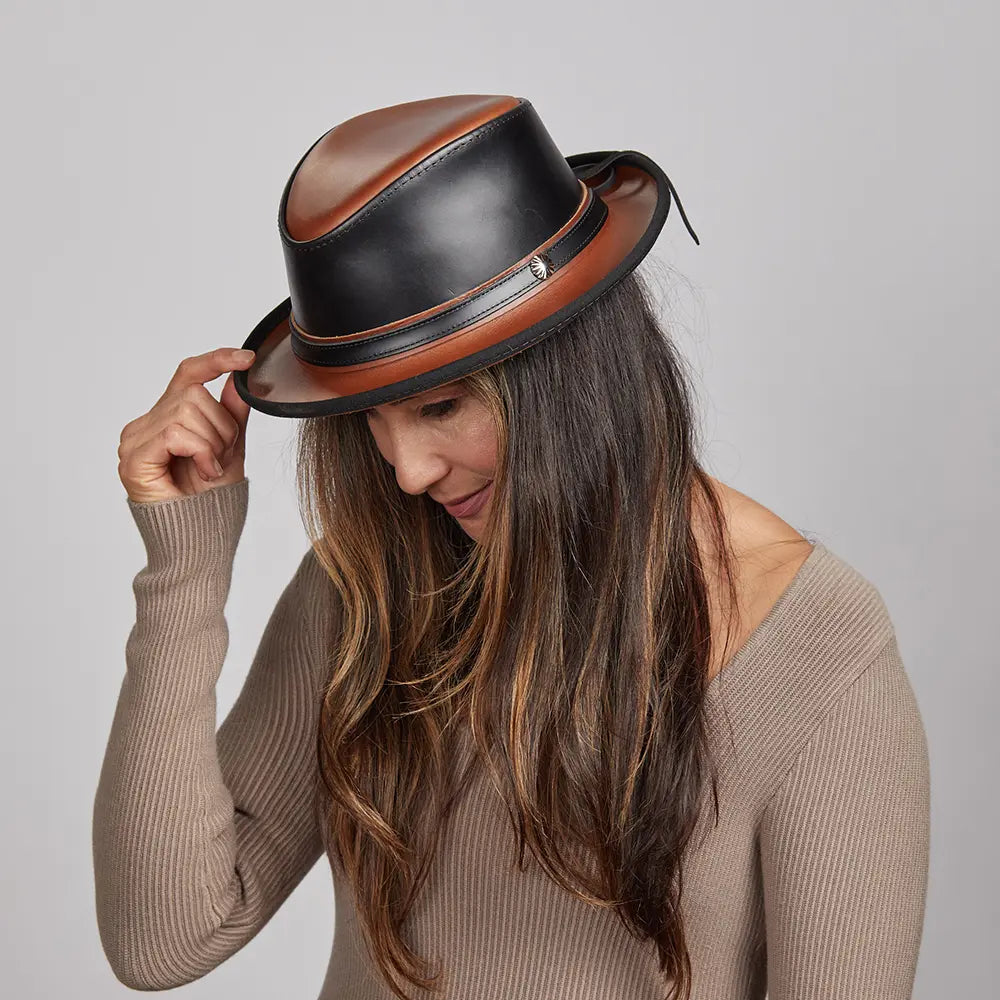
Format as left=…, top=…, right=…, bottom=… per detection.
left=698, top=477, right=819, bottom=683
left=703, top=541, right=903, bottom=808
left=700, top=475, right=896, bottom=649
left=712, top=476, right=899, bottom=688
left=706, top=476, right=812, bottom=568
left=697, top=479, right=903, bottom=788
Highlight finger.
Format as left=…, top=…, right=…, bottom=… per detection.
left=149, top=395, right=229, bottom=468
left=163, top=347, right=256, bottom=397
left=180, top=383, right=243, bottom=458
left=135, top=422, right=226, bottom=484
left=219, top=370, right=252, bottom=448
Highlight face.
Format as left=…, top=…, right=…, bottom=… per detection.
left=362, top=381, right=498, bottom=541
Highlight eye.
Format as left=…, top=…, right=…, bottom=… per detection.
left=363, top=398, right=459, bottom=420
left=421, top=398, right=458, bottom=419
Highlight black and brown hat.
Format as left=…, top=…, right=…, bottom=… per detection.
left=234, top=94, right=699, bottom=418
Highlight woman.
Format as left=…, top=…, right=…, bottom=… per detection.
left=94, top=95, right=930, bottom=1000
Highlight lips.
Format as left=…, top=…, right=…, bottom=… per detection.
left=445, top=487, right=482, bottom=506
left=443, top=481, right=494, bottom=518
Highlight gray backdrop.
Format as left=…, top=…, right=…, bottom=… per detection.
left=4, top=1, right=996, bottom=997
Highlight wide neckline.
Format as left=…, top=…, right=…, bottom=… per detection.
left=705, top=539, right=828, bottom=702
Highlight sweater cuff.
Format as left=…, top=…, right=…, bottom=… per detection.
left=126, top=477, right=250, bottom=572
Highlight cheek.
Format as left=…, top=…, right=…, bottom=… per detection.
left=457, top=412, right=498, bottom=473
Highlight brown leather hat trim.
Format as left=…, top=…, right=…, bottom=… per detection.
left=284, top=96, right=521, bottom=241
left=245, top=163, right=657, bottom=409
left=290, top=178, right=594, bottom=346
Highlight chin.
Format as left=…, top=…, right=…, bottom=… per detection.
left=457, top=507, right=491, bottom=543
left=459, top=523, right=482, bottom=543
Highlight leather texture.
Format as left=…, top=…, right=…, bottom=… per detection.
left=280, top=98, right=582, bottom=338
left=284, top=95, right=520, bottom=240
left=234, top=94, right=699, bottom=418
left=289, top=182, right=607, bottom=367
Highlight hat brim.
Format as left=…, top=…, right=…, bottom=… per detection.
left=234, top=151, right=672, bottom=418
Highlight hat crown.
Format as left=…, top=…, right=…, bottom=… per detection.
left=283, top=95, right=522, bottom=242
left=277, top=95, right=585, bottom=338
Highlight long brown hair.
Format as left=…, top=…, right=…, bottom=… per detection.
left=295, top=261, right=741, bottom=1000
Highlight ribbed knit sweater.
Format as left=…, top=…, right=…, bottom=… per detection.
left=92, top=476, right=930, bottom=999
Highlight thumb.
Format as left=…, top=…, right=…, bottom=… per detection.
left=220, top=370, right=252, bottom=441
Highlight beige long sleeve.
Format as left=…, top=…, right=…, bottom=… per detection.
left=92, top=477, right=334, bottom=990
left=758, top=635, right=930, bottom=998
left=93, top=482, right=930, bottom=998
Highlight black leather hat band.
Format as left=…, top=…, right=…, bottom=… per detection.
left=289, top=171, right=611, bottom=368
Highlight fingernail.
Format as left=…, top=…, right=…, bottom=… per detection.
left=233, top=349, right=255, bottom=361
left=212, top=459, right=224, bottom=476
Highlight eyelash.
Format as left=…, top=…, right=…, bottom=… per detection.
left=363, top=398, right=458, bottom=420
left=422, top=398, right=457, bottom=418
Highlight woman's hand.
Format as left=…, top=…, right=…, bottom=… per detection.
left=117, top=348, right=256, bottom=504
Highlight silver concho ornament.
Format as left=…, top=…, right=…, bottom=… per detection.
left=528, top=253, right=554, bottom=280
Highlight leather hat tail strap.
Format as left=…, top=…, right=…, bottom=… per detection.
left=572, top=150, right=700, bottom=247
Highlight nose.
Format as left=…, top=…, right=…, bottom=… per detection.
left=380, top=431, right=449, bottom=499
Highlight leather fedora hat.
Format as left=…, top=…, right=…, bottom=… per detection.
left=233, top=94, right=699, bottom=418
